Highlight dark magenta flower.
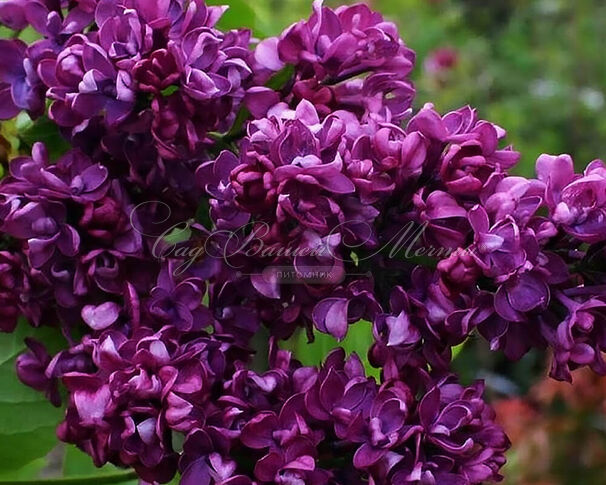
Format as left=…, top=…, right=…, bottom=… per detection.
left=78, top=181, right=142, bottom=254
left=96, top=1, right=153, bottom=69
left=413, top=189, right=469, bottom=250
left=537, top=154, right=606, bottom=243
left=415, top=379, right=510, bottom=484
left=373, top=287, right=421, bottom=348
left=352, top=385, right=420, bottom=470
left=0, top=39, right=48, bottom=119
left=197, top=150, right=251, bottom=230
left=0, top=251, right=38, bottom=332
left=252, top=0, right=416, bottom=122
left=146, top=263, right=214, bottom=332
left=0, top=0, right=28, bottom=30
left=304, top=349, right=375, bottom=435
left=40, top=34, right=136, bottom=127
left=180, top=429, right=254, bottom=485
left=5, top=143, right=109, bottom=202
left=312, top=280, right=381, bottom=340
left=546, top=293, right=606, bottom=382
left=15, top=338, right=61, bottom=406
left=1, top=196, right=80, bottom=268
left=133, top=49, right=181, bottom=93
left=23, top=0, right=96, bottom=39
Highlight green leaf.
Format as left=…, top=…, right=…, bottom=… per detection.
left=0, top=427, right=59, bottom=473
left=207, top=0, right=258, bottom=33
left=285, top=320, right=380, bottom=380
left=0, top=458, right=47, bottom=481
left=0, top=26, right=41, bottom=42
left=0, top=398, right=62, bottom=435
left=0, top=321, right=67, bottom=475
left=265, top=65, right=295, bottom=91
left=18, top=27, right=42, bottom=43
left=163, top=223, right=192, bottom=245
left=19, top=116, right=71, bottom=161
left=160, top=85, right=179, bottom=97
left=62, top=446, right=133, bottom=480
left=0, top=472, right=139, bottom=485
left=452, top=340, right=466, bottom=360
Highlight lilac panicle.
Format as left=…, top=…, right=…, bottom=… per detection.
left=3, top=3, right=606, bottom=485
left=250, top=0, right=416, bottom=123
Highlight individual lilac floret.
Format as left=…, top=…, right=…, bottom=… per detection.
left=0, top=0, right=28, bottom=31
left=179, top=429, right=256, bottom=485
left=39, top=33, right=136, bottom=128
left=537, top=154, right=606, bottom=243
left=312, top=279, right=381, bottom=340
left=351, top=383, right=421, bottom=471
left=196, top=150, right=251, bottom=230
left=145, top=262, right=215, bottom=332
left=15, top=338, right=61, bottom=406
left=545, top=293, right=606, bottom=382
left=3, top=143, right=109, bottom=202
left=22, top=0, right=97, bottom=40
left=0, top=39, right=49, bottom=119
left=0, top=195, right=80, bottom=268
left=390, top=378, right=510, bottom=485
left=250, top=0, right=416, bottom=122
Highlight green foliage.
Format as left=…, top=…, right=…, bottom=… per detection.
left=0, top=322, right=139, bottom=483
left=207, top=0, right=264, bottom=35
left=19, top=116, right=71, bottom=161
left=0, top=322, right=65, bottom=478
left=284, top=320, right=381, bottom=380
left=265, top=65, right=295, bottom=91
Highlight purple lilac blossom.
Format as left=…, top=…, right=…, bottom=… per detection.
left=250, top=0, right=416, bottom=123
left=1, top=2, right=606, bottom=484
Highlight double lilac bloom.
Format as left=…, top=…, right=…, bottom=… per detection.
left=250, top=0, right=415, bottom=122
left=1, top=1, right=606, bottom=484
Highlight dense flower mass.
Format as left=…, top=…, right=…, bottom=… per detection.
left=1, top=1, right=605, bottom=484
left=249, top=0, right=416, bottom=122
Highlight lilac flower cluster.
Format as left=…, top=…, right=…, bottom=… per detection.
left=249, top=0, right=415, bottom=122
left=1, top=0, right=254, bottom=205
left=1, top=1, right=605, bottom=484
